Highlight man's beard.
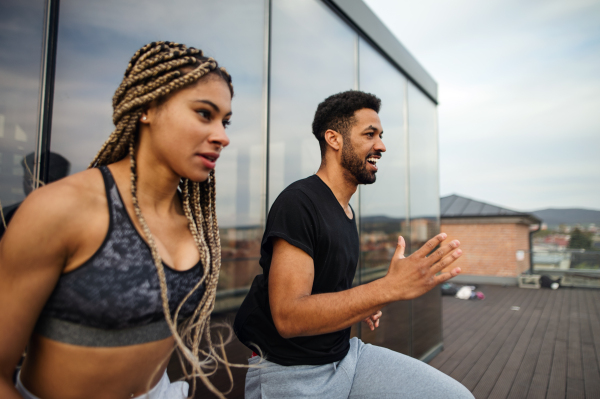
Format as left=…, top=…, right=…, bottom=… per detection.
left=341, top=136, right=377, bottom=185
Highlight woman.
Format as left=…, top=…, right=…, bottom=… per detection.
left=0, top=41, right=234, bottom=399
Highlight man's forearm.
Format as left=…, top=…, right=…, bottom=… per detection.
left=271, top=277, right=394, bottom=338
left=271, top=234, right=463, bottom=339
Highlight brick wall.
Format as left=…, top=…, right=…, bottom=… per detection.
left=440, top=222, right=531, bottom=277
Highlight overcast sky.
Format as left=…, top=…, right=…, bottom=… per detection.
left=363, top=0, right=600, bottom=212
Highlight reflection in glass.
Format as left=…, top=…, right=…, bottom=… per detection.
left=412, top=288, right=442, bottom=359
left=0, top=0, right=45, bottom=215
left=50, top=0, right=267, bottom=294
left=407, top=82, right=441, bottom=359
left=408, top=83, right=440, bottom=252
left=357, top=39, right=411, bottom=354
left=358, top=38, right=408, bottom=283
left=269, top=0, right=356, bottom=207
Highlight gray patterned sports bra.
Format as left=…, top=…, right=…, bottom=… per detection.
left=34, top=166, right=205, bottom=347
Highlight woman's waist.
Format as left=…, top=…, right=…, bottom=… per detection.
left=20, top=333, right=175, bottom=399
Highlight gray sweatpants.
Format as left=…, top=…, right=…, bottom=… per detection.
left=246, top=337, right=473, bottom=399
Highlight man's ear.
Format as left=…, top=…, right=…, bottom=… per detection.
left=324, top=129, right=342, bottom=152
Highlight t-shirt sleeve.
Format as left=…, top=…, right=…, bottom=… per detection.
left=262, top=189, right=319, bottom=259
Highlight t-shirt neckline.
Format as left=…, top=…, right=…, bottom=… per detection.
left=311, top=174, right=355, bottom=222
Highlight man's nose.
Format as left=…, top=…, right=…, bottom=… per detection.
left=375, top=136, right=386, bottom=153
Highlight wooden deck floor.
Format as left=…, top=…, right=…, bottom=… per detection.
left=430, top=285, right=600, bottom=399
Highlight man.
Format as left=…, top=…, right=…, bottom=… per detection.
left=234, top=91, right=473, bottom=398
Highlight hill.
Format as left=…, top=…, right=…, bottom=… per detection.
left=530, top=208, right=600, bottom=227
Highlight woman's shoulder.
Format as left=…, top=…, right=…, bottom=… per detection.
left=15, top=168, right=106, bottom=227
left=1, top=168, right=108, bottom=266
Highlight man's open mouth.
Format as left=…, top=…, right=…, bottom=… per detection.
left=366, top=157, right=378, bottom=166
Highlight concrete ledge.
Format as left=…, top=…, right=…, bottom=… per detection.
left=441, top=216, right=538, bottom=225
left=450, top=274, right=518, bottom=286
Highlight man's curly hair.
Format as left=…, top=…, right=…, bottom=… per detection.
left=312, top=90, right=381, bottom=158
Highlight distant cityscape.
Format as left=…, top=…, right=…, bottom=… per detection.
left=531, top=208, right=600, bottom=252
left=529, top=208, right=600, bottom=271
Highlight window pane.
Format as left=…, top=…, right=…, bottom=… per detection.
left=357, top=38, right=410, bottom=354
left=0, top=0, right=45, bottom=225
left=408, top=83, right=440, bottom=251
left=407, top=83, right=441, bottom=359
left=268, top=0, right=356, bottom=207
left=50, top=0, right=266, bottom=295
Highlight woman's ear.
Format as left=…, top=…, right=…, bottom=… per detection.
left=140, top=111, right=149, bottom=124
left=324, top=129, right=342, bottom=152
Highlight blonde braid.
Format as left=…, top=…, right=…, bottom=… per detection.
left=89, top=42, right=236, bottom=398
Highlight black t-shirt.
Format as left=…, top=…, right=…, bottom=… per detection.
left=233, top=175, right=359, bottom=366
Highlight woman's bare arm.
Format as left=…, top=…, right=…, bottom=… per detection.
left=0, top=176, right=100, bottom=397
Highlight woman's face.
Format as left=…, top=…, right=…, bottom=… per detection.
left=140, top=75, right=232, bottom=182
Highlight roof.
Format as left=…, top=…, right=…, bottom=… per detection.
left=441, top=195, right=540, bottom=223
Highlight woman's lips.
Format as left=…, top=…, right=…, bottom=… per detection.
left=198, top=153, right=219, bottom=169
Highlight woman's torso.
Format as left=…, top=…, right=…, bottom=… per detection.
left=20, top=162, right=203, bottom=399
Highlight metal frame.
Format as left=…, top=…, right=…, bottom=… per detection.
left=325, top=0, right=438, bottom=103
left=35, top=0, right=60, bottom=186
left=262, top=0, right=272, bottom=225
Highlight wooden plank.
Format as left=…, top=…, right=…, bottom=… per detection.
left=458, top=288, right=540, bottom=391
left=443, top=287, right=532, bottom=378
left=526, top=289, right=566, bottom=399
left=442, top=299, right=482, bottom=339
left=442, top=288, right=490, bottom=334
left=582, top=290, right=600, bottom=398
left=567, top=290, right=583, bottom=382
left=586, top=290, right=600, bottom=372
left=471, top=289, right=545, bottom=398
left=431, top=286, right=523, bottom=370
left=507, top=289, right=557, bottom=399
left=440, top=288, right=531, bottom=378
left=546, top=288, right=571, bottom=399
left=444, top=286, right=521, bottom=344
left=434, top=287, right=600, bottom=399
left=487, top=289, right=555, bottom=399
left=436, top=287, right=531, bottom=376
left=566, top=378, right=585, bottom=398
left=581, top=342, right=600, bottom=398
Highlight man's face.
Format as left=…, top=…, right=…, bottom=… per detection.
left=340, top=108, right=386, bottom=185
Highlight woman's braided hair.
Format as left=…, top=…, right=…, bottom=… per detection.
left=89, top=41, right=234, bottom=398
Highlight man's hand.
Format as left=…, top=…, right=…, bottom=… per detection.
left=268, top=233, right=461, bottom=339
left=384, top=233, right=462, bottom=302
left=363, top=310, right=382, bottom=331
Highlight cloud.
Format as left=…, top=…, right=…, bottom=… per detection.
left=364, top=0, right=600, bottom=210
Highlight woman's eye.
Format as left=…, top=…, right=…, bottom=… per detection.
left=197, top=110, right=210, bottom=119
left=222, top=120, right=231, bottom=128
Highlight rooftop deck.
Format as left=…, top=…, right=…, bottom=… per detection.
left=430, top=285, right=600, bottom=399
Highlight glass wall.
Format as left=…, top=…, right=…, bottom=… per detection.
left=407, top=82, right=442, bottom=359
left=268, top=0, right=356, bottom=207
left=2, top=1, right=444, bottom=390
left=49, top=0, right=267, bottom=296
left=357, top=38, right=411, bottom=354
left=0, top=0, right=46, bottom=232
left=408, top=83, right=440, bottom=251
